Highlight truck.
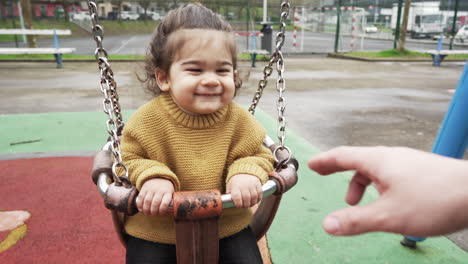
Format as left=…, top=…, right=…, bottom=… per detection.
left=391, top=1, right=443, bottom=39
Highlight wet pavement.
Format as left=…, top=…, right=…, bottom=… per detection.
left=0, top=57, right=463, bottom=152
left=1, top=56, right=467, bottom=251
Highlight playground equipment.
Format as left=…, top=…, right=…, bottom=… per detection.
left=402, top=60, right=468, bottom=248
left=87, top=0, right=298, bottom=263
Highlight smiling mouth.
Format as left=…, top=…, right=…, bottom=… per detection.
left=194, top=93, right=222, bottom=96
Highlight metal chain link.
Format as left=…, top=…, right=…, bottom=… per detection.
left=88, top=0, right=128, bottom=184
left=248, top=1, right=291, bottom=166
left=88, top=0, right=290, bottom=172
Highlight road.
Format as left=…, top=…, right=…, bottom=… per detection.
left=2, top=31, right=466, bottom=55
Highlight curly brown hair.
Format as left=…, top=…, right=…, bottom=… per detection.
left=140, top=3, right=241, bottom=96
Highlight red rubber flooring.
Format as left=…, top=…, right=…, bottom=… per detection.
left=0, top=157, right=125, bottom=264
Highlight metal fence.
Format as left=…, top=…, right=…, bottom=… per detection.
left=236, top=1, right=468, bottom=54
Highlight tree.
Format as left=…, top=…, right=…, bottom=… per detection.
left=201, top=0, right=220, bottom=13
left=58, top=0, right=73, bottom=22
left=169, top=0, right=181, bottom=9
left=397, top=0, right=410, bottom=52
left=152, top=0, right=169, bottom=12
left=20, top=0, right=36, bottom=48
left=138, top=0, right=151, bottom=20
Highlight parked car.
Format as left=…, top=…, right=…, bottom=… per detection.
left=138, top=13, right=152, bottom=20
left=149, top=11, right=161, bottom=21
left=138, top=11, right=161, bottom=21
left=107, top=11, right=118, bottom=20
left=364, top=25, right=378, bottom=33
left=69, top=11, right=91, bottom=21
left=121, top=11, right=139, bottom=21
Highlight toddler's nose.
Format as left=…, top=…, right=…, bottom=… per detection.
left=200, top=73, right=220, bottom=87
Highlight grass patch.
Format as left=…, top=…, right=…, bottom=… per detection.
left=338, top=49, right=468, bottom=61
left=238, top=52, right=270, bottom=61
left=346, top=49, right=432, bottom=58
left=0, top=54, right=145, bottom=60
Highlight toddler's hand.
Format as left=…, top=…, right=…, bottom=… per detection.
left=226, top=174, right=262, bottom=208
left=137, top=178, right=174, bottom=216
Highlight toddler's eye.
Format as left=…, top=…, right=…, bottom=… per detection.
left=216, top=69, right=231, bottom=73
left=188, top=68, right=202, bottom=72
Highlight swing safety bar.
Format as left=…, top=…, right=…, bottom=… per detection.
left=96, top=173, right=279, bottom=210
left=94, top=135, right=298, bottom=214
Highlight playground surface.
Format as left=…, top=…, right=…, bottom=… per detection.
left=1, top=57, right=468, bottom=263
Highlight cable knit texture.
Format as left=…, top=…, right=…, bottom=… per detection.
left=119, top=93, right=274, bottom=244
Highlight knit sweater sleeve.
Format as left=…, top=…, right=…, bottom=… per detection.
left=225, top=106, right=274, bottom=184
left=118, top=100, right=181, bottom=191
left=120, top=132, right=180, bottom=191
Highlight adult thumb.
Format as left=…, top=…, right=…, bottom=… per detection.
left=322, top=202, right=390, bottom=236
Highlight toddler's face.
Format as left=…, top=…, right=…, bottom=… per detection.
left=158, top=29, right=236, bottom=115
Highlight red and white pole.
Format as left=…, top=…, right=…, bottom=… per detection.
left=293, top=7, right=298, bottom=51
left=350, top=7, right=356, bottom=51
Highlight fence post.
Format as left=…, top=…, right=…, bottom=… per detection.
left=449, top=0, right=460, bottom=50
left=293, top=7, right=298, bottom=52
left=53, top=29, right=63, bottom=69
left=393, top=0, right=403, bottom=49
left=334, top=0, right=342, bottom=53
left=350, top=7, right=356, bottom=51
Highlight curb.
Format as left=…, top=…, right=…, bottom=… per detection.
left=327, top=53, right=468, bottom=62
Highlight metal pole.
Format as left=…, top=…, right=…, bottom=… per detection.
left=246, top=0, right=250, bottom=51
left=334, top=0, right=342, bottom=53
left=449, top=0, right=459, bottom=50
left=301, top=6, right=305, bottom=52
left=8, top=1, right=19, bottom=47
left=374, top=0, right=378, bottom=24
left=263, top=0, right=267, bottom=23
left=393, top=0, right=403, bottom=49
left=17, top=0, right=26, bottom=44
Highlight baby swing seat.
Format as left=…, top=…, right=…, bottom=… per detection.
left=91, top=136, right=298, bottom=263
left=87, top=0, right=294, bottom=262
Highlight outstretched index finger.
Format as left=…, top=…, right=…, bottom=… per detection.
left=308, top=146, right=380, bottom=176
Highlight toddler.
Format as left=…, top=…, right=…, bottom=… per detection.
left=120, top=3, right=274, bottom=264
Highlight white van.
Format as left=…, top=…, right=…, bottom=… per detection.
left=455, top=25, right=468, bottom=42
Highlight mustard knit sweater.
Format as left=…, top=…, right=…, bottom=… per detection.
left=120, top=93, right=274, bottom=244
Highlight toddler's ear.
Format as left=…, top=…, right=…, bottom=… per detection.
left=234, top=70, right=242, bottom=89
left=155, top=68, right=170, bottom=92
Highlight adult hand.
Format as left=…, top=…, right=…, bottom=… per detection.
left=308, top=146, right=468, bottom=237
left=227, top=174, right=263, bottom=208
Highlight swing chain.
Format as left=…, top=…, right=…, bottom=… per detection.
left=248, top=0, right=291, bottom=166
left=248, top=1, right=289, bottom=115
left=88, top=0, right=128, bottom=183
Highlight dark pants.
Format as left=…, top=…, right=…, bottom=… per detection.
left=126, top=227, right=262, bottom=264
left=251, top=53, right=257, bottom=67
